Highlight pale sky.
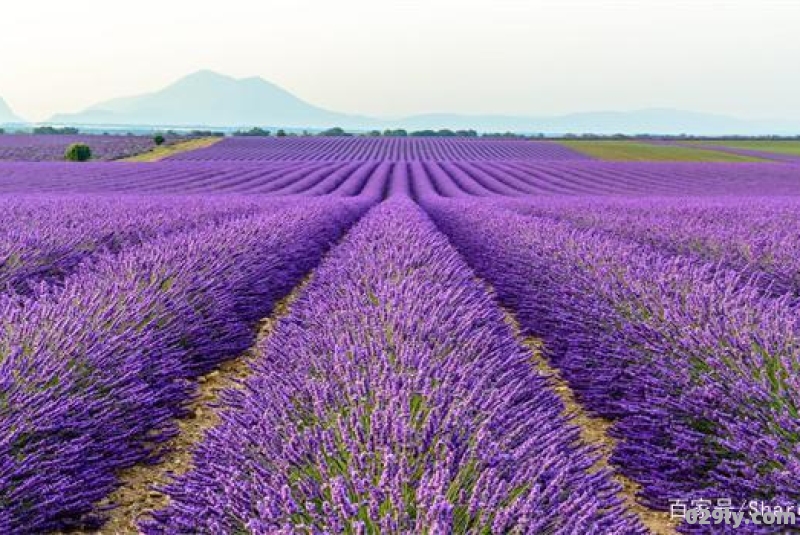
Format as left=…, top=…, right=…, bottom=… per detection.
left=1, top=0, right=799, bottom=122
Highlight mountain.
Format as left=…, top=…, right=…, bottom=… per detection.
left=50, top=70, right=377, bottom=129
left=48, top=70, right=799, bottom=135
left=0, top=97, right=23, bottom=124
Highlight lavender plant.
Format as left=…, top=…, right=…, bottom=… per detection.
left=425, top=198, right=800, bottom=532
left=143, top=201, right=643, bottom=534
left=0, top=199, right=367, bottom=531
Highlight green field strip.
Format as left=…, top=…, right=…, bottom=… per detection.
left=558, top=140, right=765, bottom=162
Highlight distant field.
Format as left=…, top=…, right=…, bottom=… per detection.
left=167, top=136, right=589, bottom=161
left=684, top=139, right=800, bottom=156
left=559, top=140, right=764, bottom=162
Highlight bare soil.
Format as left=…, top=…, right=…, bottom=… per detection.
left=120, top=137, right=222, bottom=162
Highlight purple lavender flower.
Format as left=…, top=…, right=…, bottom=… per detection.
left=143, top=200, right=642, bottom=534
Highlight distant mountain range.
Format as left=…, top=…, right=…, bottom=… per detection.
left=2, top=70, right=797, bottom=134
left=0, top=97, right=22, bottom=124
left=388, top=109, right=798, bottom=136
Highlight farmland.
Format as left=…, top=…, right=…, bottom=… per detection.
left=558, top=139, right=765, bottom=162
left=1, top=135, right=800, bottom=533
left=685, top=139, right=800, bottom=156
left=676, top=140, right=800, bottom=163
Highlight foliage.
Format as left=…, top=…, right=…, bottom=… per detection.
left=64, top=143, right=92, bottom=162
left=233, top=127, right=271, bottom=137
left=318, top=126, right=350, bottom=136
left=34, top=126, right=80, bottom=135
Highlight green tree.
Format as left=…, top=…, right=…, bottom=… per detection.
left=64, top=143, right=92, bottom=162
left=153, top=134, right=166, bottom=145
left=276, top=129, right=287, bottom=137
left=234, top=127, right=271, bottom=137
left=35, top=126, right=79, bottom=135
left=319, top=127, right=348, bottom=137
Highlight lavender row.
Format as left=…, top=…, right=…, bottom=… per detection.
left=0, top=198, right=368, bottom=532
left=503, top=196, right=800, bottom=296
left=424, top=199, right=800, bottom=533
left=0, top=195, right=289, bottom=295
left=167, top=136, right=589, bottom=162
left=0, top=134, right=160, bottom=161
left=143, top=200, right=643, bottom=534
left=3, top=159, right=800, bottom=197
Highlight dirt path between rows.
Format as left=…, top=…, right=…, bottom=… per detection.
left=82, top=283, right=307, bottom=534
left=504, top=313, right=680, bottom=535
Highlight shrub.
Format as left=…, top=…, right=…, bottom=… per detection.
left=64, top=143, right=92, bottom=162
left=153, top=134, right=166, bottom=145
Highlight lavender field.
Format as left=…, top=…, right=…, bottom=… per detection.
left=1, top=136, right=800, bottom=533
left=0, top=134, right=161, bottom=161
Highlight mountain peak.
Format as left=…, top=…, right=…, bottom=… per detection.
left=175, top=70, right=278, bottom=89
left=0, top=96, right=23, bottom=124
left=182, top=69, right=236, bottom=83
left=168, top=70, right=240, bottom=91
left=49, top=70, right=361, bottom=128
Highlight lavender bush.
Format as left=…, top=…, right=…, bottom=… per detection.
left=143, top=200, right=643, bottom=534
left=0, top=199, right=367, bottom=531
left=0, top=195, right=288, bottom=295
left=502, top=196, right=800, bottom=296
left=424, top=198, right=800, bottom=533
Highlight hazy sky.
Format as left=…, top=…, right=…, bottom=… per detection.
left=1, top=0, right=799, bottom=121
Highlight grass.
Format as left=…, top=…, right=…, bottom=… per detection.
left=683, top=140, right=800, bottom=156
left=120, top=137, right=222, bottom=162
left=559, top=140, right=764, bottom=162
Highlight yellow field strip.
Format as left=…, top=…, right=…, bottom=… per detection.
left=120, top=137, right=223, bottom=162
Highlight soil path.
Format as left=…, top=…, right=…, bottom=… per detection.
left=83, top=283, right=306, bottom=534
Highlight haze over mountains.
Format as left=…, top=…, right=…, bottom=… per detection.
left=1, top=70, right=797, bottom=135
